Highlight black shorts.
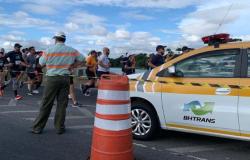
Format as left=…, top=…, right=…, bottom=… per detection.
left=97, top=71, right=109, bottom=78
left=28, top=73, right=36, bottom=80
left=70, top=76, right=74, bottom=84
left=86, top=69, right=96, bottom=80
left=10, top=71, right=21, bottom=78
left=20, top=66, right=26, bottom=71
left=36, top=67, right=43, bottom=73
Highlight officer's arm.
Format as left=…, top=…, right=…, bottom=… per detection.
left=70, top=51, right=85, bottom=69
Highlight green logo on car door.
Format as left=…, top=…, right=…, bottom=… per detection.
left=183, top=101, right=215, bottom=116
left=183, top=101, right=216, bottom=124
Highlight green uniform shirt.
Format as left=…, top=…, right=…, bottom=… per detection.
left=39, top=43, right=84, bottom=76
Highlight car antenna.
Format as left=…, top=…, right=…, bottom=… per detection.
left=214, top=3, right=234, bottom=34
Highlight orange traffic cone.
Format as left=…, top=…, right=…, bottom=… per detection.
left=90, top=75, right=134, bottom=160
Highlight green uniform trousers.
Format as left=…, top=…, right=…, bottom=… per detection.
left=33, top=76, right=70, bottom=131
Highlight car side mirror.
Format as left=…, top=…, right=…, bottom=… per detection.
left=168, top=66, right=176, bottom=74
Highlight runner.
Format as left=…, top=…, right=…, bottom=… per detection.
left=148, top=45, right=166, bottom=69
left=33, top=51, right=43, bottom=94
left=5, top=43, right=29, bottom=100
left=120, top=53, right=129, bottom=75
left=97, top=47, right=111, bottom=77
left=18, top=48, right=29, bottom=88
left=81, top=50, right=97, bottom=96
left=0, top=50, right=8, bottom=96
left=69, top=73, right=82, bottom=107
left=124, top=54, right=136, bottom=75
left=26, top=47, right=37, bottom=95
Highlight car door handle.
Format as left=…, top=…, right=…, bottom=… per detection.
left=215, top=88, right=231, bottom=95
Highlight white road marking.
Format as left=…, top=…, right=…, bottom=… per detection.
left=0, top=98, right=17, bottom=107
left=24, top=116, right=89, bottom=121
left=187, top=155, right=208, bottom=160
left=166, top=145, right=215, bottom=153
left=77, top=107, right=95, bottom=118
left=0, top=110, right=39, bottom=114
left=67, top=125, right=93, bottom=129
left=133, top=143, right=148, bottom=148
left=8, top=98, right=17, bottom=106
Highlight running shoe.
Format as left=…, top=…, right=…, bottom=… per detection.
left=4, top=80, right=11, bottom=85
left=15, top=95, right=23, bottom=100
left=27, top=92, right=33, bottom=96
left=32, top=90, right=39, bottom=94
left=71, top=102, right=81, bottom=108
left=84, top=91, right=90, bottom=96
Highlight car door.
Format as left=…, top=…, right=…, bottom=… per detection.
left=238, top=48, right=250, bottom=137
left=158, top=49, right=241, bottom=136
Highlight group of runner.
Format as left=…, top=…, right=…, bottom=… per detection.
left=81, top=47, right=111, bottom=96
left=0, top=42, right=182, bottom=105
left=0, top=44, right=43, bottom=99
left=0, top=43, right=113, bottom=108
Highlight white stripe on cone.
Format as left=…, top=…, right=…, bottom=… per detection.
left=94, top=117, right=131, bottom=131
left=96, top=104, right=131, bottom=115
left=98, top=90, right=130, bottom=101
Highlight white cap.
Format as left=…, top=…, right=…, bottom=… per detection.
left=53, top=32, right=66, bottom=39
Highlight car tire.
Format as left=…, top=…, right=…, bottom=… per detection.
left=131, top=101, right=159, bottom=140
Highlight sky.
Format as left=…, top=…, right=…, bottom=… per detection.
left=0, top=0, right=250, bottom=58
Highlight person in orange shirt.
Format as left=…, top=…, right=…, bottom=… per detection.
left=81, top=50, right=97, bottom=96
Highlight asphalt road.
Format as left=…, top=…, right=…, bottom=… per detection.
left=1, top=85, right=250, bottom=160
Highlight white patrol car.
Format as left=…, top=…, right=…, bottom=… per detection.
left=129, top=34, right=250, bottom=140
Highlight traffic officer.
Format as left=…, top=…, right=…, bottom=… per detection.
left=32, top=32, right=84, bottom=134
left=148, top=45, right=166, bottom=69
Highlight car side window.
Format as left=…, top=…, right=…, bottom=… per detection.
left=158, top=50, right=238, bottom=78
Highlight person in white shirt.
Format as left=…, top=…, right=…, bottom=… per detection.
left=97, top=47, right=111, bottom=77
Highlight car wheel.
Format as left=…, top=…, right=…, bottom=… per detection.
left=131, top=101, right=159, bottom=140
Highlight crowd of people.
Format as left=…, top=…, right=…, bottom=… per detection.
left=0, top=43, right=186, bottom=100
left=0, top=44, right=43, bottom=99
left=0, top=31, right=192, bottom=134
left=0, top=39, right=188, bottom=100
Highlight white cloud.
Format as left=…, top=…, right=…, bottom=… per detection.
left=121, top=11, right=154, bottom=20
left=1, top=34, right=25, bottom=42
left=105, top=30, right=162, bottom=56
left=2, top=0, right=200, bottom=9
left=69, top=0, right=200, bottom=9
left=67, top=11, right=105, bottom=26
left=22, top=4, right=57, bottom=15
left=64, top=11, right=108, bottom=37
left=88, top=25, right=108, bottom=36
left=129, top=32, right=161, bottom=50
left=178, top=0, right=250, bottom=46
left=238, top=35, right=250, bottom=41
left=8, top=31, right=26, bottom=36
left=65, top=22, right=80, bottom=32
left=40, top=37, right=54, bottom=46
left=0, top=11, right=56, bottom=29
left=108, top=29, right=131, bottom=40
